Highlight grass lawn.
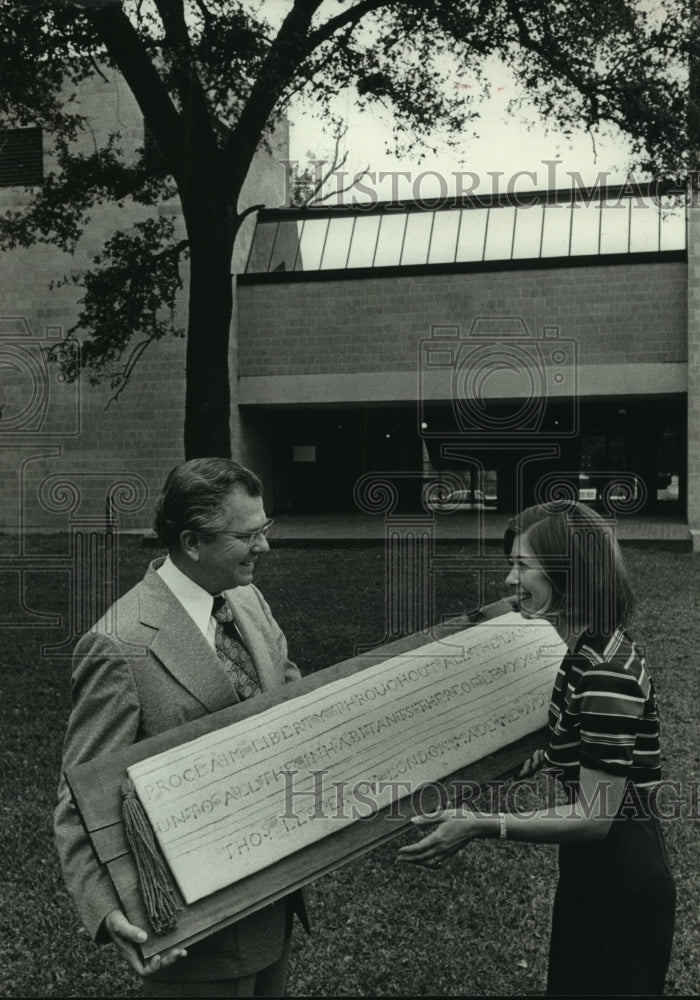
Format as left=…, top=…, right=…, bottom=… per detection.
left=1, top=537, right=698, bottom=997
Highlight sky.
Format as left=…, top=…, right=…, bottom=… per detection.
left=288, top=53, right=641, bottom=204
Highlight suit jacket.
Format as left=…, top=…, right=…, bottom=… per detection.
left=54, top=558, right=302, bottom=981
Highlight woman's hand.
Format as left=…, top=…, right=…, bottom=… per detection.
left=397, top=809, right=485, bottom=869
left=519, top=748, right=546, bottom=778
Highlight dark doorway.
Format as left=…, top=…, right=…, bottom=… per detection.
left=270, top=406, right=423, bottom=513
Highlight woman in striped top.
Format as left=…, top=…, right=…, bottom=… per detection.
left=399, top=500, right=676, bottom=996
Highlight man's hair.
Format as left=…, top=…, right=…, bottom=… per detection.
left=503, top=500, right=634, bottom=636
left=154, top=458, right=263, bottom=549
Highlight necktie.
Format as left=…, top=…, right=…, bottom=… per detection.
left=211, top=595, right=261, bottom=700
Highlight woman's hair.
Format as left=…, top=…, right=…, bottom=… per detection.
left=154, top=458, right=263, bottom=548
left=503, top=500, right=634, bottom=635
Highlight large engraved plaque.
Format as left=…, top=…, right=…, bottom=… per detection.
left=127, top=612, right=564, bottom=903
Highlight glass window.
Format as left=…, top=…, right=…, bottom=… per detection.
left=246, top=222, right=277, bottom=273
left=659, top=199, right=685, bottom=251
left=246, top=190, right=686, bottom=273
left=570, top=201, right=602, bottom=256
left=427, top=210, right=461, bottom=264
left=293, top=220, right=306, bottom=271
left=599, top=200, right=630, bottom=254
left=629, top=197, right=660, bottom=252
left=401, top=211, right=435, bottom=265
left=373, top=213, right=407, bottom=267
left=320, top=217, right=356, bottom=269
left=297, top=218, right=329, bottom=271
left=483, top=205, right=517, bottom=260
left=511, top=204, right=543, bottom=259
left=346, top=215, right=381, bottom=268
left=269, top=220, right=303, bottom=272
left=455, top=208, right=488, bottom=262
left=540, top=203, right=572, bottom=257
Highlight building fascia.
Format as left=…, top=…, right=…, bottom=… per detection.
left=238, top=363, right=687, bottom=407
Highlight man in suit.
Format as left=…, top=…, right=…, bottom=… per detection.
left=54, top=458, right=304, bottom=997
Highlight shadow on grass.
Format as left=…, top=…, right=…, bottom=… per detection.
left=1, top=538, right=697, bottom=996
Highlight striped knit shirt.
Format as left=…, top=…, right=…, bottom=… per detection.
left=544, top=628, right=662, bottom=789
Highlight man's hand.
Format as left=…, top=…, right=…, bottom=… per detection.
left=104, top=909, right=187, bottom=977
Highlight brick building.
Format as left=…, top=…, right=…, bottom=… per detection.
left=0, top=69, right=286, bottom=536
left=1, top=73, right=699, bottom=549
left=238, top=189, right=696, bottom=544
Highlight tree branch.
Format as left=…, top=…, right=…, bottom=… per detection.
left=89, top=54, right=109, bottom=83
left=105, top=336, right=156, bottom=409
left=192, top=0, right=216, bottom=48
left=224, top=0, right=427, bottom=199
left=153, top=0, right=214, bottom=139
left=505, top=0, right=600, bottom=123
left=238, top=202, right=265, bottom=222
left=224, top=0, right=325, bottom=191
left=155, top=237, right=190, bottom=260
left=291, top=125, right=370, bottom=206
left=84, top=5, right=188, bottom=182
left=306, top=0, right=407, bottom=52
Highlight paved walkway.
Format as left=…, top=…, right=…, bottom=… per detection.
left=269, top=511, right=693, bottom=548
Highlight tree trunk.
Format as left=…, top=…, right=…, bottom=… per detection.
left=183, top=234, right=235, bottom=459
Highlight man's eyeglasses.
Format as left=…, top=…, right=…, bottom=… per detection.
left=217, top=519, right=275, bottom=547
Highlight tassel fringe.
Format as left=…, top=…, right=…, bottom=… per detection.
left=121, top=778, right=178, bottom=935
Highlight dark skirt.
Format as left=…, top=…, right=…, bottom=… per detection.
left=547, top=811, right=676, bottom=996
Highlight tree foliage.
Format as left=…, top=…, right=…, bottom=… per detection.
left=0, top=0, right=691, bottom=456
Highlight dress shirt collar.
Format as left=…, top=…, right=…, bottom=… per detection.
left=156, top=554, right=217, bottom=639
